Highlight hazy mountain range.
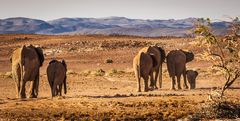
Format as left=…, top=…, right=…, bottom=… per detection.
left=0, top=17, right=230, bottom=37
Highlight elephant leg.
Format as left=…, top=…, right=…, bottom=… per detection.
left=59, top=84, right=62, bottom=96
left=143, top=76, right=149, bottom=92
left=52, top=83, right=57, bottom=97
left=34, top=74, right=39, bottom=97
left=29, top=81, right=35, bottom=98
left=19, top=80, right=26, bottom=98
left=149, top=70, right=154, bottom=90
left=183, top=69, right=188, bottom=89
left=134, top=66, right=141, bottom=92
left=171, top=76, right=176, bottom=90
left=158, top=65, right=163, bottom=89
left=13, top=70, right=20, bottom=98
left=177, top=75, right=182, bottom=90
left=149, top=71, right=155, bottom=88
left=56, top=86, right=59, bottom=96
left=154, top=68, right=160, bottom=89
left=138, top=77, right=141, bottom=92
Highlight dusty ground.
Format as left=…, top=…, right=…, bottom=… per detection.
left=0, top=34, right=239, bottom=120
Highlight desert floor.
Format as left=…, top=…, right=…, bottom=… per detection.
left=0, top=34, right=239, bottom=120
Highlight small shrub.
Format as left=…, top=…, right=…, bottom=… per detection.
left=67, top=70, right=78, bottom=75
left=91, top=69, right=105, bottom=76
left=80, top=70, right=91, bottom=76
left=105, top=59, right=113, bottom=63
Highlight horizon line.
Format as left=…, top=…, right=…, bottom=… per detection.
left=0, top=16, right=235, bottom=22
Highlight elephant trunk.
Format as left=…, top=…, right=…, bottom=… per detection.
left=63, top=76, right=67, bottom=94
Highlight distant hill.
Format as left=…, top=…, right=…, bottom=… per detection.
left=0, top=17, right=230, bottom=37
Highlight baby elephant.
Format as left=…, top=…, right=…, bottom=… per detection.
left=47, top=59, right=67, bottom=97
left=186, top=70, right=198, bottom=89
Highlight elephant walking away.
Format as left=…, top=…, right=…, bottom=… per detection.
left=138, top=46, right=166, bottom=89
left=10, top=45, right=44, bottom=98
left=47, top=59, right=67, bottom=97
left=133, top=52, right=154, bottom=92
left=166, top=49, right=194, bottom=90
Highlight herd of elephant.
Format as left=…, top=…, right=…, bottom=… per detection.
left=10, top=45, right=67, bottom=98
left=133, top=46, right=198, bottom=92
left=9, top=44, right=198, bottom=99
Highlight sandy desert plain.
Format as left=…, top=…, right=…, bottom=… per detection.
left=0, top=34, right=239, bottom=120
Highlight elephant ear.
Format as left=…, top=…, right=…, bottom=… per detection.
left=195, top=71, right=198, bottom=77
left=35, top=47, right=44, bottom=67
left=61, top=59, right=67, bottom=70
left=157, top=47, right=166, bottom=63
left=182, top=50, right=194, bottom=62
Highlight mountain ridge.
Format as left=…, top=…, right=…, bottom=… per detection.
left=0, top=17, right=230, bottom=37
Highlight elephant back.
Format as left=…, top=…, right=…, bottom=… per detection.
left=49, top=59, right=58, bottom=65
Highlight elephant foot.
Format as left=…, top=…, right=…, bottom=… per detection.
left=19, top=95, right=26, bottom=99
left=144, top=88, right=149, bottom=92
left=170, top=87, right=176, bottom=90
left=148, top=87, right=154, bottom=91
left=177, top=87, right=182, bottom=90
left=29, top=94, right=37, bottom=98
left=184, top=85, right=189, bottom=89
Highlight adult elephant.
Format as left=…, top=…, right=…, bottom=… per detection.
left=138, top=46, right=165, bottom=89
left=47, top=59, right=67, bottom=97
left=133, top=52, right=154, bottom=92
left=10, top=45, right=44, bottom=98
left=166, top=50, right=194, bottom=90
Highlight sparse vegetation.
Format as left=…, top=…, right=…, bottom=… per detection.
left=0, top=34, right=239, bottom=120
left=200, top=100, right=240, bottom=119
left=91, top=68, right=105, bottom=76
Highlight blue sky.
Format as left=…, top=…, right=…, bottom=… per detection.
left=0, top=0, right=239, bottom=21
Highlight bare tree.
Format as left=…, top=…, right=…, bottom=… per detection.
left=194, top=17, right=240, bottom=97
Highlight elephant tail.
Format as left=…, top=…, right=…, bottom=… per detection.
left=63, top=75, right=67, bottom=94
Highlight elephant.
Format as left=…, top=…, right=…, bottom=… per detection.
left=47, top=59, right=67, bottom=97
left=186, top=70, right=198, bottom=89
left=138, top=46, right=166, bottom=89
left=133, top=52, right=154, bottom=92
left=10, top=45, right=44, bottom=98
left=166, top=49, right=194, bottom=90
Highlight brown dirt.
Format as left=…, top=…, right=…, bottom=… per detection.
left=0, top=34, right=239, bottom=120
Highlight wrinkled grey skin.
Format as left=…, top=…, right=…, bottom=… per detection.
left=10, top=45, right=44, bottom=98
left=186, top=70, right=198, bottom=89
left=166, top=50, right=194, bottom=90
left=133, top=52, right=154, bottom=92
left=47, top=59, right=67, bottom=97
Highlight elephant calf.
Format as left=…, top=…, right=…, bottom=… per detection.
left=186, top=70, right=198, bottom=89
left=47, top=59, right=67, bottom=97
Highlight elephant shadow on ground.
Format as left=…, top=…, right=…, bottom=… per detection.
left=81, top=93, right=185, bottom=99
